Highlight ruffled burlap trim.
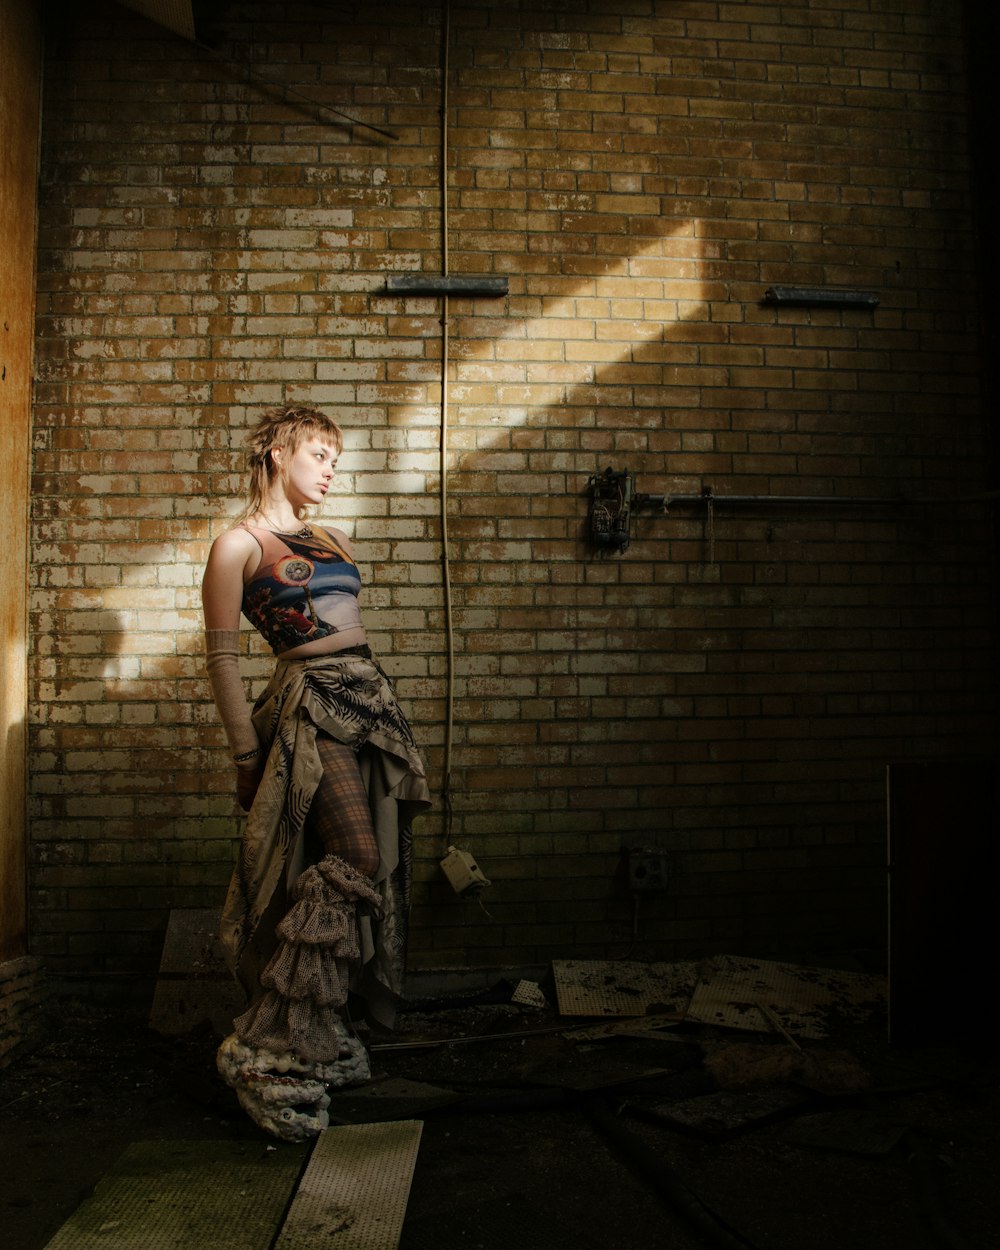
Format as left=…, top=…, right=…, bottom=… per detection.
left=233, top=856, right=382, bottom=1062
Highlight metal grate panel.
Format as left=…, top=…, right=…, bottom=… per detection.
left=511, top=979, right=547, bottom=1008
left=274, top=1120, right=422, bottom=1250
left=42, top=1139, right=306, bottom=1250
left=685, top=956, right=886, bottom=1039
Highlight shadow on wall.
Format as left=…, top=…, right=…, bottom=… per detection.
left=389, top=254, right=990, bottom=964
left=40, top=188, right=715, bottom=978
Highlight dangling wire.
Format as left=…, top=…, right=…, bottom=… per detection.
left=707, top=491, right=716, bottom=565
left=438, top=0, right=455, bottom=850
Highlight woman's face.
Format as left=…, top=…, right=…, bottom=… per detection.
left=272, top=434, right=340, bottom=507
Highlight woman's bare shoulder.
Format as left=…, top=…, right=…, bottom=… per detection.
left=204, top=524, right=261, bottom=582
left=202, top=525, right=259, bottom=624
left=210, top=524, right=258, bottom=556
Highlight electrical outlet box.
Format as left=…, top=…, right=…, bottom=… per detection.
left=627, top=849, right=670, bottom=893
left=440, top=845, right=490, bottom=896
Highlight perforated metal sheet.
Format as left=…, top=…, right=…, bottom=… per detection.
left=274, top=1120, right=422, bottom=1250
left=511, top=979, right=547, bottom=1008
left=685, top=955, right=886, bottom=1039
left=42, top=1139, right=307, bottom=1250
left=552, top=959, right=699, bottom=1018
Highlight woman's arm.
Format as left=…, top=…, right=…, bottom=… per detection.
left=202, top=528, right=264, bottom=810
left=202, top=526, right=259, bottom=629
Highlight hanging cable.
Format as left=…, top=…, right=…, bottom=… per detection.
left=440, top=294, right=453, bottom=847
left=438, top=0, right=455, bottom=848
left=706, top=489, right=715, bottom=565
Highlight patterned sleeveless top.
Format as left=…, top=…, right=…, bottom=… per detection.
left=240, top=524, right=362, bottom=656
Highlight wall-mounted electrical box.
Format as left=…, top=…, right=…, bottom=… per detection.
left=627, top=848, right=670, bottom=893
left=587, top=467, right=664, bottom=553
left=440, top=845, right=491, bottom=897
left=588, top=467, right=633, bottom=551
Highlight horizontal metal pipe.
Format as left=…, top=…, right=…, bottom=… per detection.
left=665, top=490, right=999, bottom=508
left=668, top=494, right=900, bottom=507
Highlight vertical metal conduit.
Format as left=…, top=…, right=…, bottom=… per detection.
left=438, top=0, right=455, bottom=847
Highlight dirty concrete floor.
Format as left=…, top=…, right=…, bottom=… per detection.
left=1, top=991, right=997, bottom=1250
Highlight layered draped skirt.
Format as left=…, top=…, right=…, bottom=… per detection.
left=219, top=650, right=431, bottom=1036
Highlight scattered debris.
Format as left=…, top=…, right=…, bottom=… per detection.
left=551, top=955, right=885, bottom=1043
left=686, top=956, right=886, bottom=1040
left=630, top=1086, right=810, bottom=1141
left=566, top=1016, right=685, bottom=1042
left=8, top=954, right=997, bottom=1250
left=704, top=1041, right=870, bottom=1095
left=755, top=999, right=803, bottom=1049
left=552, top=959, right=698, bottom=1018
left=511, top=979, right=547, bottom=1009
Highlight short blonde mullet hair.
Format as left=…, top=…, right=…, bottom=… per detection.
left=242, top=405, right=344, bottom=520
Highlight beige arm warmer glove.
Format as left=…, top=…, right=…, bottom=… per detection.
left=205, top=629, right=260, bottom=761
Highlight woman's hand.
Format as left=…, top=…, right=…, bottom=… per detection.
left=236, top=760, right=263, bottom=812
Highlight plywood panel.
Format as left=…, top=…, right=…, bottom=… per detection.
left=0, top=0, right=42, bottom=962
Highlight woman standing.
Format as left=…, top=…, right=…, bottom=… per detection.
left=202, top=405, right=430, bottom=1138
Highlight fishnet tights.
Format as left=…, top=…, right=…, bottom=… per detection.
left=305, top=735, right=379, bottom=877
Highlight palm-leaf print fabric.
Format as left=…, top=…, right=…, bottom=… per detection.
left=219, top=651, right=430, bottom=1031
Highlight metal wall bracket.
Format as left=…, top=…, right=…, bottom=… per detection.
left=763, top=285, right=879, bottom=309
left=384, top=275, right=509, bottom=297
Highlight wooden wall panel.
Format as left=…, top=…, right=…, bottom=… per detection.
left=0, top=0, right=41, bottom=962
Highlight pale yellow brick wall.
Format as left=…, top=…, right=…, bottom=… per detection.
left=30, top=0, right=994, bottom=988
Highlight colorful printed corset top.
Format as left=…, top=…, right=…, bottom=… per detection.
left=241, top=524, right=363, bottom=655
